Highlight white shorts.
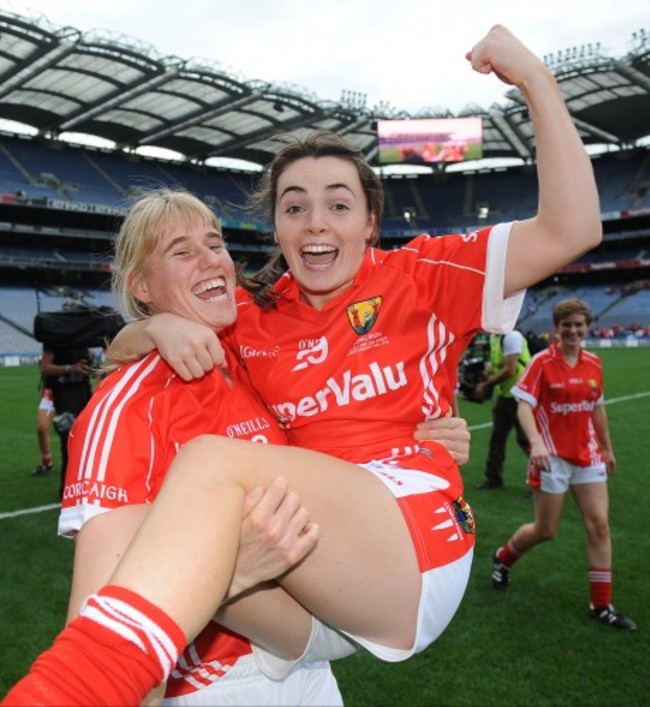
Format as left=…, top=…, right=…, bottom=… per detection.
left=528, top=455, right=607, bottom=494
left=163, top=655, right=342, bottom=706
left=352, top=460, right=474, bottom=661
left=252, top=459, right=474, bottom=680
left=38, top=388, right=55, bottom=413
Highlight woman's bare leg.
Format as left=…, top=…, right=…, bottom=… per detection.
left=511, top=490, right=565, bottom=550
left=2, top=434, right=426, bottom=705
left=36, top=408, right=53, bottom=455
left=111, top=435, right=422, bottom=651
left=571, top=483, right=611, bottom=568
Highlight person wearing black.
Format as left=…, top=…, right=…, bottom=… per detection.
left=475, top=330, right=531, bottom=490
left=39, top=344, right=93, bottom=497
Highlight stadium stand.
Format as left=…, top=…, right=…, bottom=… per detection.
left=0, top=8, right=648, bottom=358
left=594, top=283, right=650, bottom=329
left=0, top=317, right=39, bottom=356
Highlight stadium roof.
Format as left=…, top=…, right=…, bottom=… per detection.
left=0, top=9, right=649, bottom=167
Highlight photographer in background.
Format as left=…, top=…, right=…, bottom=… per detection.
left=475, top=330, right=531, bottom=490
left=33, top=300, right=124, bottom=497
left=39, top=343, right=93, bottom=498
left=457, top=332, right=490, bottom=404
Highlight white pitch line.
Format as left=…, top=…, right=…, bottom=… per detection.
left=604, top=391, right=650, bottom=405
left=2, top=391, right=649, bottom=521
left=0, top=502, right=60, bottom=520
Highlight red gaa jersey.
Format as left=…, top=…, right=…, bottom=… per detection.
left=512, top=340, right=605, bottom=467
left=228, top=225, right=523, bottom=466
left=58, top=350, right=287, bottom=698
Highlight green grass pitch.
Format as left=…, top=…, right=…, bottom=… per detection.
left=1, top=347, right=648, bottom=704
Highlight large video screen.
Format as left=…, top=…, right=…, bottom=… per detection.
left=376, top=116, right=483, bottom=165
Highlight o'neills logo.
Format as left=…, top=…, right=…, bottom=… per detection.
left=347, top=296, right=382, bottom=335
left=270, top=361, right=406, bottom=423
left=225, top=416, right=271, bottom=438
left=239, top=344, right=280, bottom=359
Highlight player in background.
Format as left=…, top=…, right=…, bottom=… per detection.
left=32, top=379, right=54, bottom=476
left=491, top=298, right=636, bottom=630
left=38, top=339, right=93, bottom=496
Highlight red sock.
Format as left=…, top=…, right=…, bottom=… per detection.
left=42, top=453, right=52, bottom=467
left=498, top=539, right=524, bottom=567
left=589, top=568, right=612, bottom=607
left=2, top=586, right=186, bottom=706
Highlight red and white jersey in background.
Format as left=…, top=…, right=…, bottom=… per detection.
left=229, top=225, right=523, bottom=468
left=511, top=340, right=605, bottom=467
left=58, top=351, right=287, bottom=699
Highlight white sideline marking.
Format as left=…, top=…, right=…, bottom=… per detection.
left=605, top=391, right=650, bottom=405
left=3, top=391, right=649, bottom=521
left=0, top=502, right=60, bottom=520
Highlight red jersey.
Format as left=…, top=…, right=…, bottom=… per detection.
left=58, top=351, right=287, bottom=698
left=228, top=225, right=523, bottom=466
left=511, top=340, right=605, bottom=467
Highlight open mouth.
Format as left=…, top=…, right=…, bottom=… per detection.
left=193, top=277, right=227, bottom=301
left=300, top=244, right=338, bottom=269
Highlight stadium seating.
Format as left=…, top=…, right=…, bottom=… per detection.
left=2, top=135, right=649, bottom=228
left=0, top=135, right=261, bottom=225
left=0, top=317, right=39, bottom=356
left=595, top=287, right=650, bottom=329
left=0, top=134, right=648, bottom=358
left=594, top=150, right=650, bottom=212
left=518, top=283, right=628, bottom=334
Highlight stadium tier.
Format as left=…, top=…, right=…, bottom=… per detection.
left=2, top=134, right=650, bottom=232
left=0, top=7, right=648, bottom=358
left=0, top=135, right=648, bottom=360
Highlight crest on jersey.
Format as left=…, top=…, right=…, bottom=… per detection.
left=588, top=378, right=599, bottom=398
left=346, top=296, right=382, bottom=335
left=452, top=496, right=476, bottom=535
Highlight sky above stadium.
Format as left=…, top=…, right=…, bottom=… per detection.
left=2, top=0, right=648, bottom=114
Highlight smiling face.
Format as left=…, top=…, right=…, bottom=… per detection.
left=131, top=218, right=237, bottom=332
left=556, top=312, right=589, bottom=352
left=274, top=156, right=376, bottom=309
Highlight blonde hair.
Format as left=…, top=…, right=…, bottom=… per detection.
left=113, top=189, right=221, bottom=320
left=552, top=298, right=593, bottom=326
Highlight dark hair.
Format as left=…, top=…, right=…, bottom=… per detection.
left=243, top=130, right=384, bottom=308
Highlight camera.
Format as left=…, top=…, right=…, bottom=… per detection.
left=53, top=411, right=76, bottom=435
left=457, top=332, right=492, bottom=403
left=458, top=355, right=491, bottom=403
